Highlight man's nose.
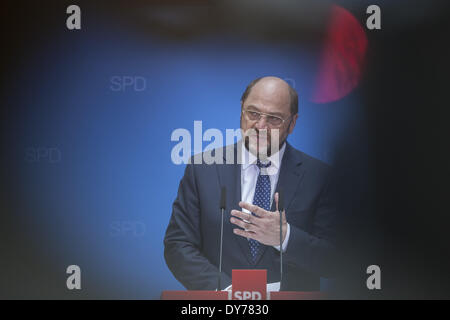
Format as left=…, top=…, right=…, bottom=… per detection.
left=254, top=116, right=269, bottom=130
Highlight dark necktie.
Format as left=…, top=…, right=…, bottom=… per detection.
left=249, top=159, right=272, bottom=263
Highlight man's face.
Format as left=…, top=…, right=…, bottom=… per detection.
left=240, top=78, right=298, bottom=158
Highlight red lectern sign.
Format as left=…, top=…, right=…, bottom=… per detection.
left=231, top=269, right=266, bottom=300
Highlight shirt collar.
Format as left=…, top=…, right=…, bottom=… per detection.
left=240, top=140, right=286, bottom=171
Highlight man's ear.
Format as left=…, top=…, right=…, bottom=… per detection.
left=288, top=114, right=299, bottom=134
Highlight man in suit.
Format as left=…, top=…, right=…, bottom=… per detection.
left=164, top=76, right=337, bottom=291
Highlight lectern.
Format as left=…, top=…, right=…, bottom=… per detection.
left=161, top=269, right=327, bottom=300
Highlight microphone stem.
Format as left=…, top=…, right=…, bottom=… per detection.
left=218, top=207, right=224, bottom=290
left=280, top=209, right=283, bottom=285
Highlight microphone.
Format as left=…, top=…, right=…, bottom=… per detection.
left=278, top=189, right=284, bottom=286
left=217, top=187, right=226, bottom=290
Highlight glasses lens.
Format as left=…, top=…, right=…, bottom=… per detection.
left=246, top=110, right=260, bottom=121
left=267, top=116, right=283, bottom=126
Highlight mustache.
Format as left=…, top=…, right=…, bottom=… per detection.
left=242, top=128, right=282, bottom=147
left=242, top=128, right=271, bottom=137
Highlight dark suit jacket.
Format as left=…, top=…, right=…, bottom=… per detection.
left=164, top=142, right=337, bottom=291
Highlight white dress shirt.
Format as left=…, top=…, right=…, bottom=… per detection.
left=240, top=141, right=290, bottom=252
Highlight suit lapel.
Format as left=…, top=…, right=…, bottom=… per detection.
left=272, top=142, right=305, bottom=212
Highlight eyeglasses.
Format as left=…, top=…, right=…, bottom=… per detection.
left=242, top=109, right=291, bottom=127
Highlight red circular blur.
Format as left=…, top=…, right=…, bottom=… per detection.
left=311, top=5, right=368, bottom=104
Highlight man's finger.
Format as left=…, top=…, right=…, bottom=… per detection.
left=230, top=217, right=256, bottom=232
left=233, top=228, right=258, bottom=241
left=238, top=201, right=268, bottom=217
left=230, top=210, right=258, bottom=224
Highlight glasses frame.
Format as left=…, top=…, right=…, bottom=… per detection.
left=242, top=108, right=292, bottom=127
